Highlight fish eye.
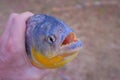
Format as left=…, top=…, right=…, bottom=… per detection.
left=47, top=35, right=56, bottom=44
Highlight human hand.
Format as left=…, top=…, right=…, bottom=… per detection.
left=0, top=12, right=49, bottom=80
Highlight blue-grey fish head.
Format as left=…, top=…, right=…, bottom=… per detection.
left=26, top=14, right=82, bottom=58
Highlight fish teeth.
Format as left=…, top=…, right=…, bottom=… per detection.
left=59, top=40, right=82, bottom=55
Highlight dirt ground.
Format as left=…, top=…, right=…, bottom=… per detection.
left=0, top=0, right=120, bottom=80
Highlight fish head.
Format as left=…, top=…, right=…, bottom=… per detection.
left=26, top=14, right=82, bottom=68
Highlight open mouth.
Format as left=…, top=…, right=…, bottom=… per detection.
left=61, top=32, right=77, bottom=46
left=59, top=32, right=82, bottom=56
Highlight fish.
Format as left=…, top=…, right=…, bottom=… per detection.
left=25, top=14, right=82, bottom=69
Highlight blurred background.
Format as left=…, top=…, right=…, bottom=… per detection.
left=0, top=0, right=120, bottom=80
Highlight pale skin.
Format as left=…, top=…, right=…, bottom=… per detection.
left=0, top=12, right=50, bottom=80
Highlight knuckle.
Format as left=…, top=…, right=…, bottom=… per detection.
left=7, top=13, right=19, bottom=24
left=9, top=13, right=19, bottom=24
left=24, top=11, right=32, bottom=14
left=12, top=15, right=20, bottom=24
left=12, top=14, right=19, bottom=20
left=20, top=11, right=33, bottom=17
left=10, top=13, right=19, bottom=18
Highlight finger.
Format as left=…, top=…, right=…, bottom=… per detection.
left=0, top=13, right=19, bottom=47
left=8, top=12, right=33, bottom=54
left=10, top=11, right=33, bottom=42
left=1, top=13, right=18, bottom=39
left=5, top=13, right=19, bottom=35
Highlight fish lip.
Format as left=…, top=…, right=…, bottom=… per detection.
left=59, top=40, right=82, bottom=54
left=58, top=32, right=82, bottom=55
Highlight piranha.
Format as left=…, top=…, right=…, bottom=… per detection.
left=25, top=14, right=82, bottom=69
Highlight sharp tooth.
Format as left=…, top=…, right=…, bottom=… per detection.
left=61, top=40, right=78, bottom=47
left=59, top=40, right=82, bottom=55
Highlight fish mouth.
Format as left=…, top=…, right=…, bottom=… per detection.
left=59, top=32, right=82, bottom=56
left=61, top=32, right=77, bottom=46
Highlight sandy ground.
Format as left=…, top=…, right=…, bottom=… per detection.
left=0, top=0, right=120, bottom=80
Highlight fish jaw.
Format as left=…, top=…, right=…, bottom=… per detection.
left=59, top=40, right=82, bottom=56
left=30, top=47, right=80, bottom=69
